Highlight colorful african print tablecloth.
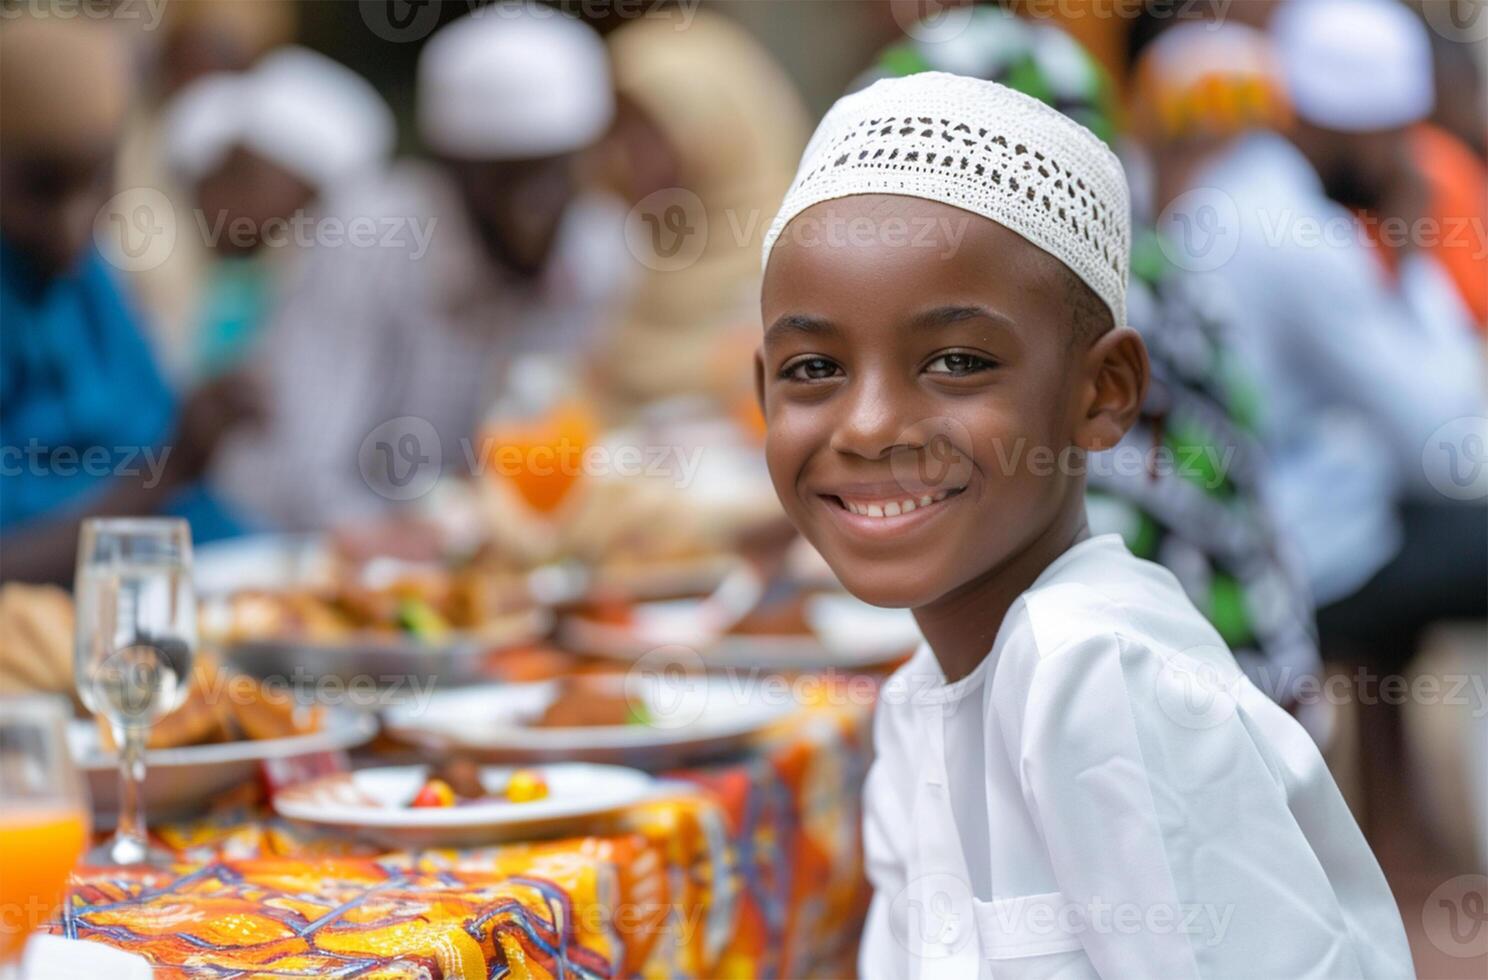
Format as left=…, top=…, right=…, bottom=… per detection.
left=51, top=701, right=873, bottom=978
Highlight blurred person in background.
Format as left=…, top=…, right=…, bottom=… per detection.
left=161, top=47, right=395, bottom=377
left=211, top=4, right=626, bottom=531
left=592, top=9, right=810, bottom=423
left=1387, top=27, right=1488, bottom=331
left=119, top=0, right=299, bottom=368
left=865, top=6, right=1323, bottom=715
left=1148, top=2, right=1485, bottom=664
left=0, top=16, right=262, bottom=584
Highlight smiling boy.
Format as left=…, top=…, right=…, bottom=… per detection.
left=757, top=74, right=1409, bottom=978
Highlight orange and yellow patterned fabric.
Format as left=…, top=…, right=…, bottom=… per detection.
left=53, top=700, right=873, bottom=978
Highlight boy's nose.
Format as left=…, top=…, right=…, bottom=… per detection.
left=829, top=376, right=917, bottom=460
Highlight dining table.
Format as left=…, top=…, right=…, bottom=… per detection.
left=47, top=693, right=876, bottom=979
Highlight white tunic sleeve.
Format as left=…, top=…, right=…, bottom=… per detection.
left=1009, top=632, right=1408, bottom=979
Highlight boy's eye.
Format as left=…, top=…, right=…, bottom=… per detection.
left=925, top=352, right=995, bottom=376
left=781, top=356, right=843, bottom=382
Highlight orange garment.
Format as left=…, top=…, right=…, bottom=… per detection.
left=1414, top=124, right=1488, bottom=329
left=1361, top=125, right=1487, bottom=330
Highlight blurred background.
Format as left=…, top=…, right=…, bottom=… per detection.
left=1, top=0, right=1485, bottom=974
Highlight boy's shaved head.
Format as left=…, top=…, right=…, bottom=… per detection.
left=1061, top=265, right=1117, bottom=348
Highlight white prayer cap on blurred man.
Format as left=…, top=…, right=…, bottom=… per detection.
left=1272, top=0, right=1434, bottom=132
left=163, top=47, right=395, bottom=191
left=416, top=1, right=614, bottom=160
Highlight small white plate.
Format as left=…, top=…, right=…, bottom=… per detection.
left=69, top=709, right=377, bottom=819
left=273, top=763, right=654, bottom=846
left=384, top=675, right=794, bottom=768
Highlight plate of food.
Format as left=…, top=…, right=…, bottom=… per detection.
left=273, top=761, right=655, bottom=846
left=200, top=541, right=554, bottom=698
left=560, top=568, right=921, bottom=670
left=383, top=672, right=795, bottom=768
left=69, top=658, right=377, bottom=819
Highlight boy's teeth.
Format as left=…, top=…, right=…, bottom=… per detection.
left=843, top=490, right=955, bottom=518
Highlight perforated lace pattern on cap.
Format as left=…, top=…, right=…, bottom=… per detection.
left=763, top=72, right=1130, bottom=328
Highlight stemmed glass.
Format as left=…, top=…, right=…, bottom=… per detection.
left=0, top=695, right=90, bottom=977
left=73, top=518, right=195, bottom=866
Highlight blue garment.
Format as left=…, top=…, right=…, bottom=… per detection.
left=0, top=241, right=243, bottom=540
left=194, top=255, right=271, bottom=379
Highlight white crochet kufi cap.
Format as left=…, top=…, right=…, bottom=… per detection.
left=763, top=72, right=1130, bottom=328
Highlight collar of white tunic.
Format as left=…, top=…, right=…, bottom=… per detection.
left=888, top=533, right=1132, bottom=707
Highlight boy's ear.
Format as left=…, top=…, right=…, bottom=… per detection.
left=753, top=347, right=768, bottom=421
left=1075, top=327, right=1149, bottom=452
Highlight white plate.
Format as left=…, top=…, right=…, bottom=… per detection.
left=560, top=593, right=919, bottom=670
left=69, top=709, right=377, bottom=819
left=273, top=763, right=654, bottom=846
left=194, top=533, right=332, bottom=595
left=21, top=936, right=153, bottom=980
left=384, top=675, right=794, bottom=768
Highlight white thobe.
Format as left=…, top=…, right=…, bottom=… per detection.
left=860, top=534, right=1412, bottom=979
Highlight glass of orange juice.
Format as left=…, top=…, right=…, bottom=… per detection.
left=480, top=356, right=596, bottom=517
left=0, top=696, right=90, bottom=974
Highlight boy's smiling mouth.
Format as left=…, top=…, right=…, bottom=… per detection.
left=815, top=483, right=967, bottom=536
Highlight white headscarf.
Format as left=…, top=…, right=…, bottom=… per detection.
left=164, top=46, right=394, bottom=190
left=416, top=2, right=613, bottom=160
left=1271, top=0, right=1434, bottom=132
